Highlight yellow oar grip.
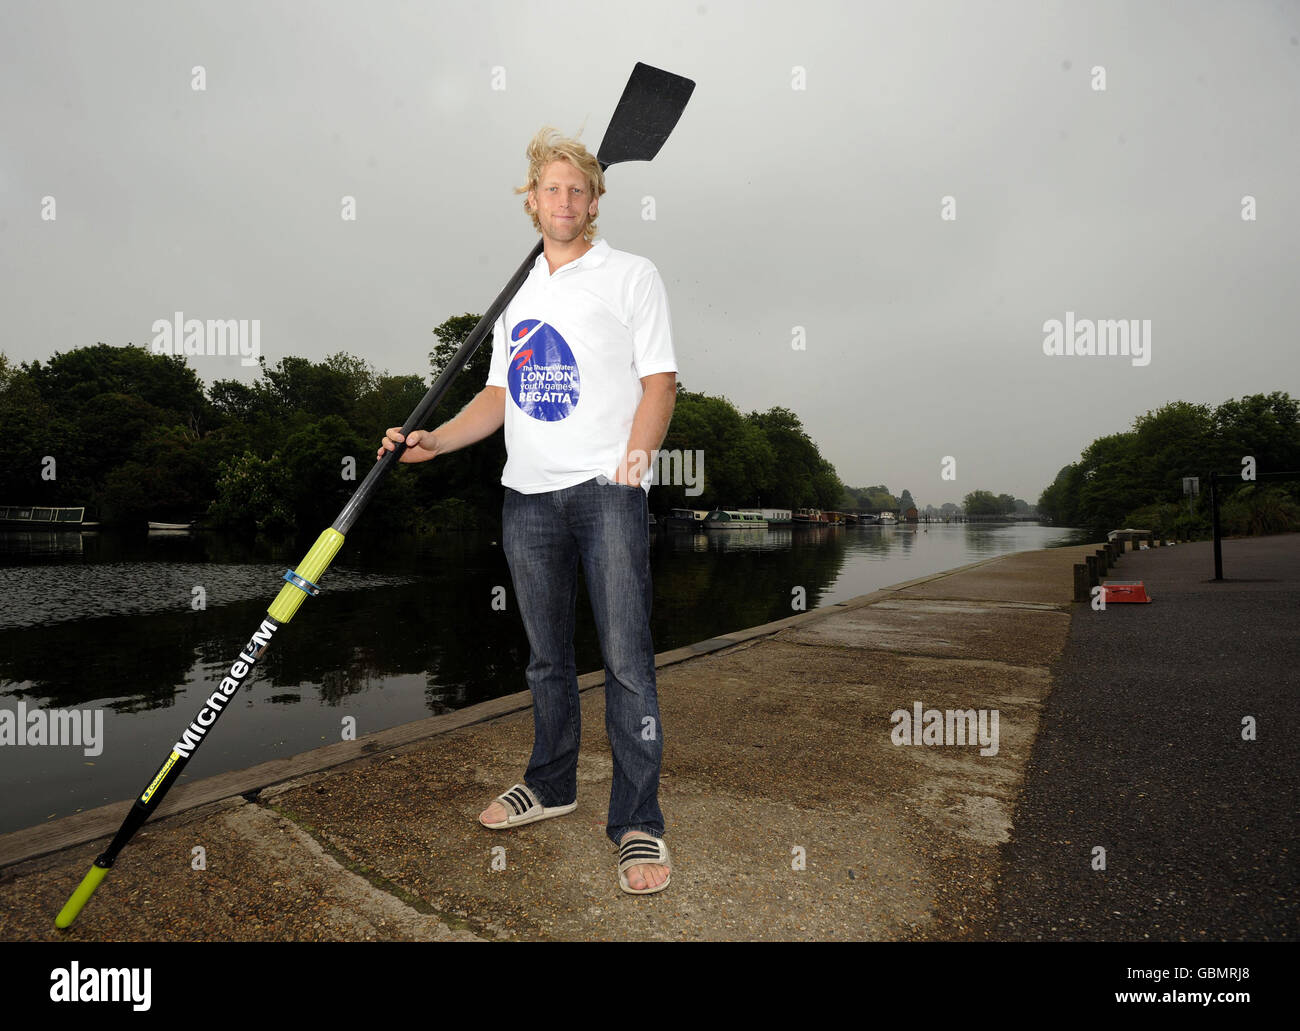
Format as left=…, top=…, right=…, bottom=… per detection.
left=55, top=863, right=110, bottom=929
left=267, top=529, right=345, bottom=624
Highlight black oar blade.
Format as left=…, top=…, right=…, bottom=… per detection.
left=597, top=62, right=695, bottom=169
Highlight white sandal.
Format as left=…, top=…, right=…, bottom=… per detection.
left=618, top=834, right=672, bottom=895
left=479, top=783, right=576, bottom=830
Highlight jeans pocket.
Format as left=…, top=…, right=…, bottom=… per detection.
left=593, top=473, right=642, bottom=492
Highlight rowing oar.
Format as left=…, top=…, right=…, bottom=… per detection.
left=55, top=61, right=694, bottom=930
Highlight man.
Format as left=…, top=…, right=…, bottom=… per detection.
left=377, top=127, right=676, bottom=894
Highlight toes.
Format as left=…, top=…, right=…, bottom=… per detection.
left=624, top=862, right=670, bottom=891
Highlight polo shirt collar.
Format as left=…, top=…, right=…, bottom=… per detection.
left=534, top=238, right=611, bottom=275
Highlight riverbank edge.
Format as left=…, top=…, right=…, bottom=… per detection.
left=0, top=549, right=1033, bottom=870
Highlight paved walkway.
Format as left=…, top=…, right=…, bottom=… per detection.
left=979, top=534, right=1298, bottom=941
left=0, top=536, right=1292, bottom=941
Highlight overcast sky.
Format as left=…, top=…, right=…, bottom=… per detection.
left=3, top=0, right=1297, bottom=506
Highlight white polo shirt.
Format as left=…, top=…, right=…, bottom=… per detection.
left=487, top=238, right=677, bottom=494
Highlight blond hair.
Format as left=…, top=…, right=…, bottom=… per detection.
left=515, top=127, right=606, bottom=243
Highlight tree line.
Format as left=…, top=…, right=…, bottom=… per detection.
left=20, top=326, right=1275, bottom=540
left=0, top=317, right=853, bottom=532
left=1036, top=394, right=1300, bottom=537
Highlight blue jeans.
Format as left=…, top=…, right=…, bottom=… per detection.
left=502, top=476, right=664, bottom=846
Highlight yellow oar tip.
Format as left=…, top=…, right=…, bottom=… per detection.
left=55, top=863, right=110, bottom=929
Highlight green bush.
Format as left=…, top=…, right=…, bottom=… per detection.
left=1219, top=485, right=1300, bottom=536
left=417, top=497, right=479, bottom=532
left=1119, top=501, right=1207, bottom=539
left=207, top=451, right=294, bottom=535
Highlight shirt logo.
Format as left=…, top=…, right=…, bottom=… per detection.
left=507, top=319, right=581, bottom=421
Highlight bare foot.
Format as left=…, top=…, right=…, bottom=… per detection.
left=620, top=831, right=669, bottom=891
left=479, top=801, right=508, bottom=827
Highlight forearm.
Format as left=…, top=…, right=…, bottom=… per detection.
left=616, top=373, right=677, bottom=483
left=428, top=386, right=506, bottom=456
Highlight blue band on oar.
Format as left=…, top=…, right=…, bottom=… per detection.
left=282, top=569, right=322, bottom=596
